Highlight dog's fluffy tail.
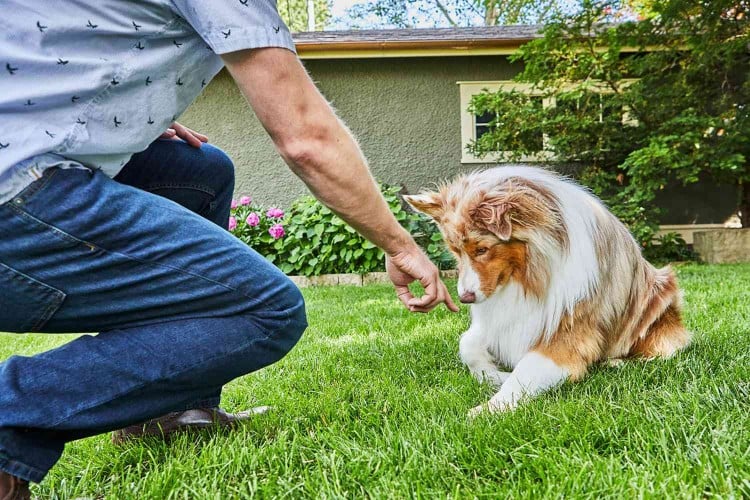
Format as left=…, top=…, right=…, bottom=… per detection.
left=629, top=266, right=692, bottom=358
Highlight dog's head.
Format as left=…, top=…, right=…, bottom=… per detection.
left=405, top=176, right=566, bottom=304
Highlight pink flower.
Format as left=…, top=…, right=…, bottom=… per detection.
left=230, top=199, right=238, bottom=209
left=228, top=216, right=237, bottom=231
left=240, top=196, right=252, bottom=206
left=245, top=212, right=260, bottom=227
left=269, top=223, right=285, bottom=239
left=266, top=207, right=284, bottom=218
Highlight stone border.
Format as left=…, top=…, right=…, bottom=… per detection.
left=289, top=269, right=458, bottom=288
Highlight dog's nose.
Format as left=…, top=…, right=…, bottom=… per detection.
left=460, top=291, right=476, bottom=303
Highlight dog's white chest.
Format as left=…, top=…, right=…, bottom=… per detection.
left=470, top=283, right=546, bottom=369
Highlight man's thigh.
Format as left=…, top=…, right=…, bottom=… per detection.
left=114, top=139, right=235, bottom=226
left=0, top=167, right=297, bottom=334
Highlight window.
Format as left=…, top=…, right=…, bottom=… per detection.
left=458, top=80, right=635, bottom=164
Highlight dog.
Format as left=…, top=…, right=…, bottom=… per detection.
left=404, top=166, right=692, bottom=416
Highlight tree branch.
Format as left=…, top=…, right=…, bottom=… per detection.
left=433, top=0, right=458, bottom=26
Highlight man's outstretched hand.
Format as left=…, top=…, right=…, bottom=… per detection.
left=160, top=122, right=208, bottom=148
left=387, top=247, right=459, bottom=313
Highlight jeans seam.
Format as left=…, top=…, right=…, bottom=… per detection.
left=12, top=168, right=59, bottom=202
left=145, top=183, right=216, bottom=197
left=46, top=313, right=293, bottom=428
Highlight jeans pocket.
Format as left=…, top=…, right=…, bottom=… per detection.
left=0, top=262, right=66, bottom=333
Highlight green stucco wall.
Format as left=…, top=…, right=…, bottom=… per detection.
left=180, top=55, right=737, bottom=224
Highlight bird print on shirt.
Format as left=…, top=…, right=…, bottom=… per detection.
left=239, top=0, right=249, bottom=5
left=132, top=21, right=142, bottom=31
left=113, top=116, right=122, bottom=127
left=173, top=40, right=183, bottom=48
left=36, top=21, right=48, bottom=32
left=147, top=117, right=154, bottom=125
left=273, top=26, right=280, bottom=33
left=86, top=20, right=98, bottom=29
left=222, top=29, right=231, bottom=38
left=6, top=63, right=18, bottom=75
left=24, top=100, right=35, bottom=106
left=45, top=130, right=55, bottom=138
left=71, top=95, right=80, bottom=103
left=135, top=42, right=145, bottom=50
left=176, top=78, right=184, bottom=86
left=145, top=76, right=152, bottom=85
left=0, top=143, right=9, bottom=149
left=111, top=77, right=120, bottom=85
left=57, top=58, right=69, bottom=65
left=201, top=79, right=206, bottom=88
left=76, top=118, right=86, bottom=125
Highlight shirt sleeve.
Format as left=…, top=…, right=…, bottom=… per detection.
left=169, top=0, right=296, bottom=55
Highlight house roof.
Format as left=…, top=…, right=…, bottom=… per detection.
left=293, top=26, right=545, bottom=59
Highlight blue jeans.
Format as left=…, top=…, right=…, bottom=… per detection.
left=0, top=140, right=307, bottom=483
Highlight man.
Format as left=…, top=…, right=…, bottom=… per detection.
left=0, top=1, right=458, bottom=497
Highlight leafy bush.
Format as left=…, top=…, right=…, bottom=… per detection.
left=643, top=232, right=698, bottom=264
left=229, top=185, right=454, bottom=276
left=269, top=194, right=382, bottom=276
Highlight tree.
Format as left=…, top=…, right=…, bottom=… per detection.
left=279, top=0, right=331, bottom=31
left=469, top=0, right=750, bottom=246
left=345, top=0, right=566, bottom=28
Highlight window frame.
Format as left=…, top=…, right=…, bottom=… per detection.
left=458, top=80, right=636, bottom=164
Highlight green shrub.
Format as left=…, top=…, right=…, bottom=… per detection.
left=643, top=232, right=698, bottom=265
left=230, top=185, right=454, bottom=276
left=269, top=194, right=382, bottom=275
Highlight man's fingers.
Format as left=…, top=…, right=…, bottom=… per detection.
left=441, top=282, right=460, bottom=312
left=160, top=129, right=177, bottom=138
left=395, top=286, right=414, bottom=308
left=408, top=278, right=440, bottom=309
left=172, top=123, right=203, bottom=148
left=404, top=274, right=460, bottom=313
left=187, top=128, right=209, bottom=142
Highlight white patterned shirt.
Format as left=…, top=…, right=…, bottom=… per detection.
left=0, top=0, right=295, bottom=204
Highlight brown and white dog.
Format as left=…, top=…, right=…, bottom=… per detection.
left=404, top=166, right=691, bottom=416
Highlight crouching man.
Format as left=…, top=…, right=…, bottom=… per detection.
left=0, top=1, right=457, bottom=497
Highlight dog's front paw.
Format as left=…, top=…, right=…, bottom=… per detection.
left=467, top=400, right=514, bottom=418
left=467, top=404, right=487, bottom=418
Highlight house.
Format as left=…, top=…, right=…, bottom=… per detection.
left=179, top=27, right=739, bottom=242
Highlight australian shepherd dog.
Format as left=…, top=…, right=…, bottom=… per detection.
left=404, top=166, right=691, bottom=416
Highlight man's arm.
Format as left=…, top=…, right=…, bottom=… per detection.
left=221, top=48, right=457, bottom=313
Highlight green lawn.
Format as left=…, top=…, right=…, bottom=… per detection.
left=1, top=264, right=749, bottom=498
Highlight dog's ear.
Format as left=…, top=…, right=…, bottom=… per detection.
left=471, top=196, right=514, bottom=241
left=403, top=192, right=444, bottom=219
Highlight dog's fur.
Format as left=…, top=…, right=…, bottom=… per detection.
left=404, top=166, right=691, bottom=415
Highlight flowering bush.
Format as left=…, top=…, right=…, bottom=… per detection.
left=228, top=196, right=287, bottom=257
left=228, top=185, right=453, bottom=276
left=270, top=184, right=452, bottom=276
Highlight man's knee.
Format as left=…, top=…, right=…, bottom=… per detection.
left=242, top=276, right=307, bottom=361
left=200, top=144, right=235, bottom=193
left=276, top=280, right=308, bottom=352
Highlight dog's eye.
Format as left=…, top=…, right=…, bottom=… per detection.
left=475, top=247, right=488, bottom=256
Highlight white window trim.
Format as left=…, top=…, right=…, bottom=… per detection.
left=458, top=80, right=636, bottom=164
